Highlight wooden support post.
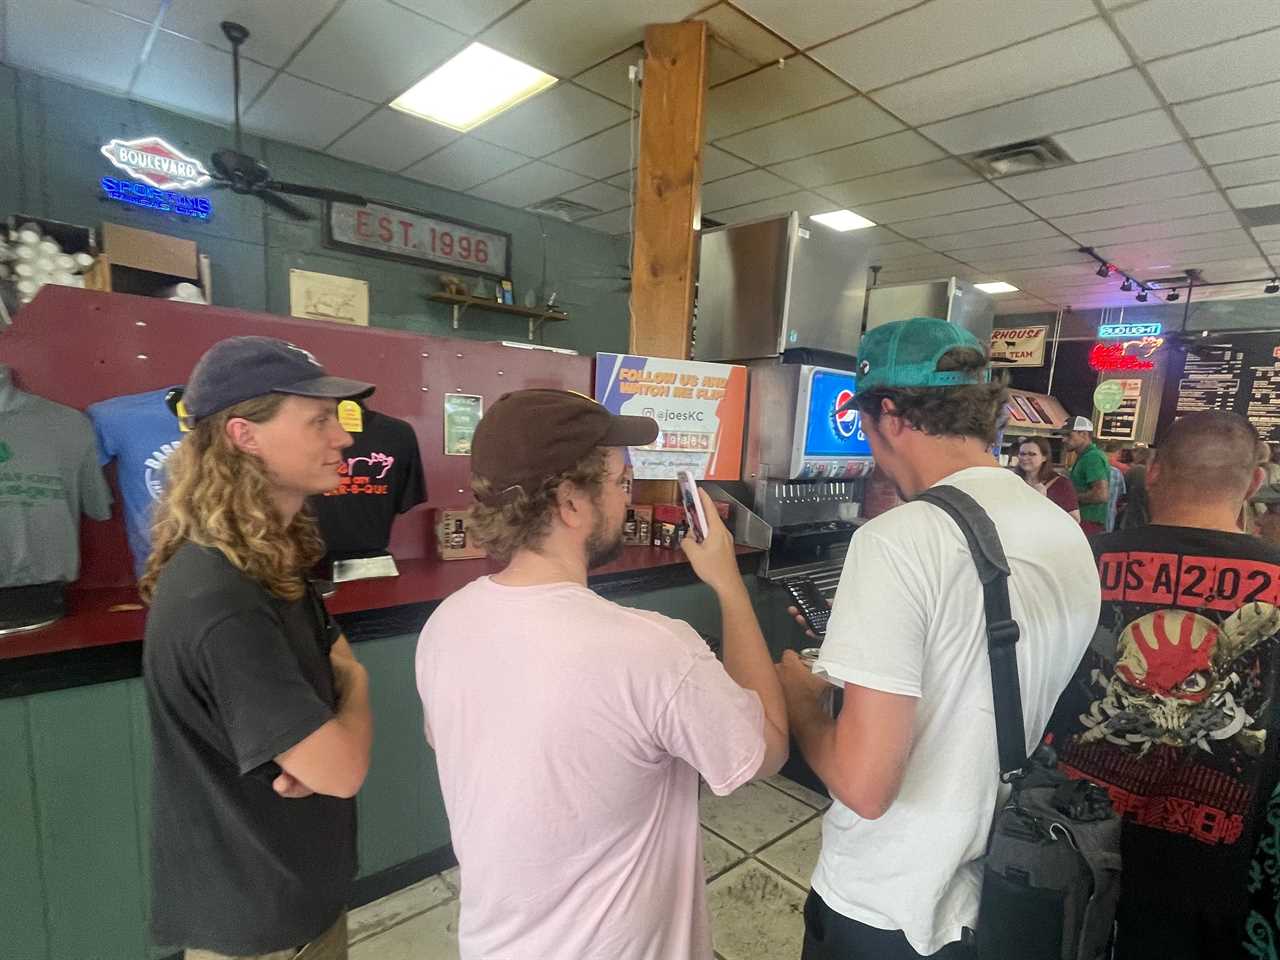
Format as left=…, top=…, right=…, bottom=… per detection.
left=628, top=22, right=708, bottom=508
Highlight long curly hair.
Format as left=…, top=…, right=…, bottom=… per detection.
left=139, top=394, right=325, bottom=603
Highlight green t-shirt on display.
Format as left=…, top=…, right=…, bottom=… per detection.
left=1071, top=443, right=1110, bottom=525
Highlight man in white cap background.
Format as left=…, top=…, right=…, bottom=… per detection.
left=141, top=336, right=375, bottom=960
left=1065, top=415, right=1111, bottom=535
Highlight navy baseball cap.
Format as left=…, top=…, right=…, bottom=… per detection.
left=179, top=336, right=374, bottom=421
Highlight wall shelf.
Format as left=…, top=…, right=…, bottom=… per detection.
left=428, top=292, right=569, bottom=341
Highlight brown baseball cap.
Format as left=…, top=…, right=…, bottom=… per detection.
left=471, top=389, right=658, bottom=505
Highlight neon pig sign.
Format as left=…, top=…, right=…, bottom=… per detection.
left=1089, top=336, right=1165, bottom=372
left=99, top=136, right=214, bottom=220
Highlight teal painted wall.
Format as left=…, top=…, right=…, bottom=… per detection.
left=0, top=65, right=630, bottom=358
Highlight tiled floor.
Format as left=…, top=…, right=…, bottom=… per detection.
left=347, top=775, right=830, bottom=959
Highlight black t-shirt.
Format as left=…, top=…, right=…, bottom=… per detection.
left=1050, top=525, right=1280, bottom=922
left=142, top=543, right=356, bottom=954
left=310, top=408, right=426, bottom=558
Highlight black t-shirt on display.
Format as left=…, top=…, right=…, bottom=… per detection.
left=1050, top=525, right=1280, bottom=927
left=310, top=408, right=426, bottom=558
left=142, top=543, right=356, bottom=954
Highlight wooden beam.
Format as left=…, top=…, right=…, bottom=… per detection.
left=629, top=20, right=708, bottom=362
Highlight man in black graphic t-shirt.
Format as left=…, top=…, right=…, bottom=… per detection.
left=310, top=405, right=426, bottom=558
left=1051, top=412, right=1280, bottom=959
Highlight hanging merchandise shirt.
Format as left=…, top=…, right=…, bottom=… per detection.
left=88, top=387, right=184, bottom=579
left=310, top=407, right=426, bottom=558
left=0, top=390, right=113, bottom=587
left=1050, top=526, right=1280, bottom=939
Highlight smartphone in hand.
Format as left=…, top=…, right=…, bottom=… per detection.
left=786, top=578, right=830, bottom=637
left=677, top=470, right=709, bottom=543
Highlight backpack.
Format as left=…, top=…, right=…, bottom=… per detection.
left=915, top=486, right=1122, bottom=960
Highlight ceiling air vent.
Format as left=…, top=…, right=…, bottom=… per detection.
left=527, top=197, right=601, bottom=221
left=968, top=138, right=1072, bottom=178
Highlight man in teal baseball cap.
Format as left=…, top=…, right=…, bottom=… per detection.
left=778, top=317, right=1100, bottom=960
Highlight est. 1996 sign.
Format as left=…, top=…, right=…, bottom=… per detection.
left=325, top=200, right=511, bottom=280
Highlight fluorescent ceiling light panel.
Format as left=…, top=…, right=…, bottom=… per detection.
left=810, top=209, right=876, bottom=232
left=975, top=281, right=1019, bottom=293
left=391, top=43, right=557, bottom=132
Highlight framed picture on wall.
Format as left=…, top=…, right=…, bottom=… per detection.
left=325, top=200, right=512, bottom=280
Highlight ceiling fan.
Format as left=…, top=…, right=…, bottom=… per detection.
left=208, top=21, right=368, bottom=221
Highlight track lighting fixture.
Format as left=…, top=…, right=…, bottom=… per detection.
left=1166, top=290, right=1180, bottom=302
left=1096, top=263, right=1111, bottom=278
left=1266, top=279, right=1280, bottom=294
left=1136, top=291, right=1148, bottom=302
left=1119, top=278, right=1133, bottom=292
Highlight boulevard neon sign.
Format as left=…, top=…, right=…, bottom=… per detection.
left=101, top=177, right=213, bottom=220
left=99, top=136, right=211, bottom=190
left=1098, top=322, right=1162, bottom=339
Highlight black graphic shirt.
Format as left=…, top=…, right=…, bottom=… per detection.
left=309, top=409, right=426, bottom=558
left=1051, top=525, right=1280, bottom=921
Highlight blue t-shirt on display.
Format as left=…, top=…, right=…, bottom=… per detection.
left=88, top=387, right=183, bottom=579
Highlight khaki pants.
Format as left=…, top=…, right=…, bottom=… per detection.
left=185, top=913, right=347, bottom=960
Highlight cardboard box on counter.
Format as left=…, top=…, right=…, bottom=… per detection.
left=101, top=222, right=199, bottom=279
left=435, top=509, right=487, bottom=560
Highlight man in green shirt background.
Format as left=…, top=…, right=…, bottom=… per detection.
left=1066, top=416, right=1110, bottom=535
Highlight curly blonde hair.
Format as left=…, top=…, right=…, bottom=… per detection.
left=468, top=448, right=610, bottom=564
left=139, top=394, right=325, bottom=603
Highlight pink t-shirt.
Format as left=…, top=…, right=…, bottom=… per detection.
left=416, top=576, right=765, bottom=960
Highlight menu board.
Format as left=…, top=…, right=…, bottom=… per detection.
left=1097, top=379, right=1142, bottom=441
left=1175, top=335, right=1280, bottom=442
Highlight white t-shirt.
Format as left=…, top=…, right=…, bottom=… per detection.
left=416, top=577, right=765, bottom=960
left=811, top=466, right=1100, bottom=955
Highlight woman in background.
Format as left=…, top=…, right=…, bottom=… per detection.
left=1015, top=436, right=1081, bottom=523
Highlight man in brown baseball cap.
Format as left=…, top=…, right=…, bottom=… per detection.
left=415, top=388, right=788, bottom=959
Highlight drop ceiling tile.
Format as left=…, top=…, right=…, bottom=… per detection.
left=6, top=0, right=149, bottom=92
left=1174, top=81, right=1280, bottom=137
left=1109, top=243, right=1265, bottom=272
left=328, top=108, right=458, bottom=170
left=1047, top=191, right=1228, bottom=233
left=995, top=297, right=1051, bottom=314
left=861, top=241, right=934, bottom=263
left=1214, top=156, right=1280, bottom=188
left=1113, top=0, right=1280, bottom=61
left=1227, top=183, right=1280, bottom=209
left=132, top=30, right=273, bottom=124
left=1072, top=212, right=1245, bottom=246
left=95, top=0, right=163, bottom=19
left=709, top=39, right=761, bottom=85
left=703, top=169, right=795, bottom=212
left=1260, top=239, right=1280, bottom=255
left=1254, top=225, right=1280, bottom=242
left=713, top=191, right=836, bottom=225
left=1000, top=143, right=1200, bottom=200
left=947, top=236, right=1079, bottom=263
left=1096, top=228, right=1253, bottom=260
left=578, top=207, right=632, bottom=234
left=810, top=0, right=1095, bottom=92
left=871, top=20, right=1131, bottom=127
left=700, top=4, right=794, bottom=65
left=894, top=204, right=1039, bottom=239
left=855, top=183, right=1010, bottom=223
left=918, top=70, right=1159, bottom=156
left=473, top=83, right=630, bottom=157
left=822, top=159, right=981, bottom=208
left=402, top=137, right=528, bottom=191
left=562, top=181, right=630, bottom=213
left=243, top=74, right=375, bottom=150
left=544, top=122, right=633, bottom=179
left=161, top=0, right=340, bottom=68
left=393, top=0, right=523, bottom=35
left=703, top=146, right=754, bottom=182
left=1195, top=122, right=1280, bottom=165
left=480, top=0, right=706, bottom=76
left=965, top=249, right=1092, bottom=271
left=925, top=221, right=1063, bottom=252
left=572, top=46, right=643, bottom=106
left=1147, top=27, right=1280, bottom=103
left=705, top=56, right=852, bottom=140
left=468, top=161, right=591, bottom=207
left=1026, top=170, right=1216, bottom=217
left=767, top=130, right=943, bottom=189
left=733, top=0, right=920, bottom=51
left=713, top=97, right=904, bottom=165
left=1054, top=110, right=1182, bottom=162
left=607, top=171, right=633, bottom=190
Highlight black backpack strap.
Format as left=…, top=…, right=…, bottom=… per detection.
left=915, top=486, right=1028, bottom=777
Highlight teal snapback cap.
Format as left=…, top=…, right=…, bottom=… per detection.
left=854, top=317, right=990, bottom=392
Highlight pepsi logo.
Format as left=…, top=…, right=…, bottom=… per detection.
left=832, top=388, right=858, bottom=439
